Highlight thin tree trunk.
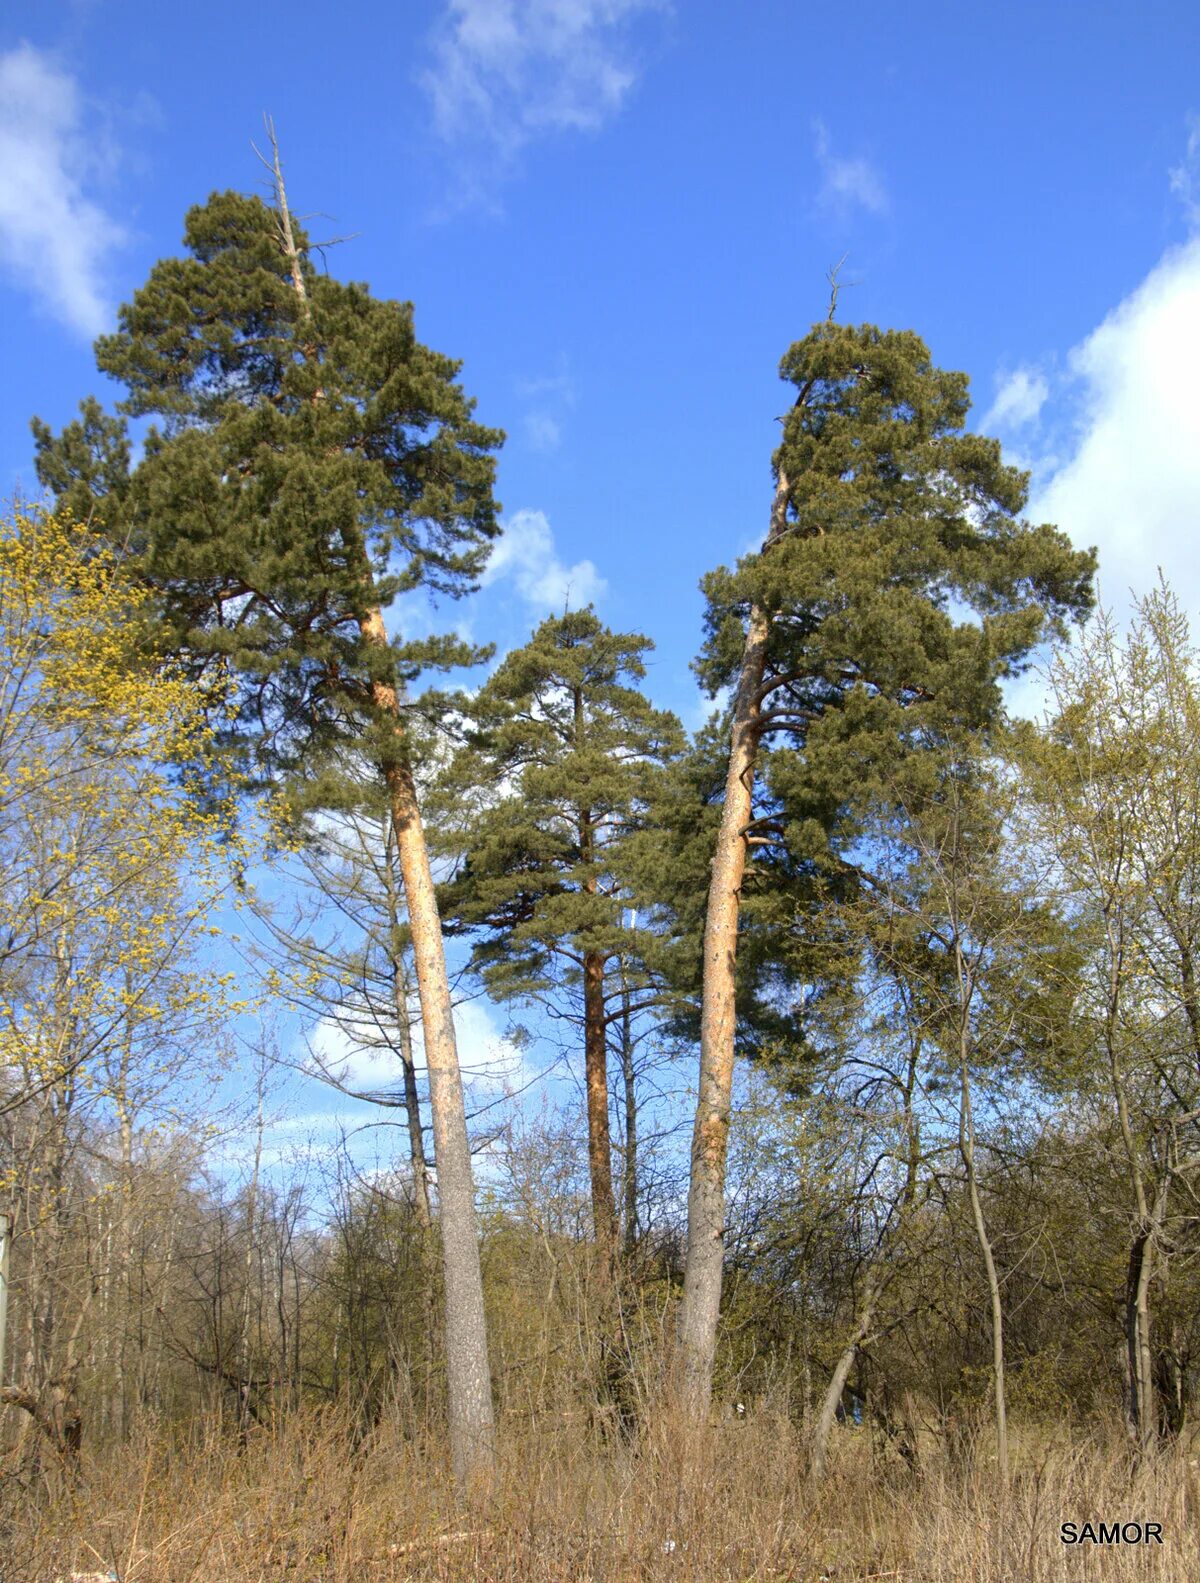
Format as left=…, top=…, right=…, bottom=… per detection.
left=810, top=1275, right=878, bottom=1479
left=383, top=868, right=439, bottom=1417
left=394, top=968, right=433, bottom=1231
left=1127, top=1170, right=1170, bottom=1453
left=812, top=1012, right=921, bottom=1475
left=239, top=1064, right=265, bottom=1435
left=383, top=844, right=433, bottom=1232
left=116, top=1102, right=133, bottom=1437
left=958, top=1034, right=1008, bottom=1484
left=1126, top=1231, right=1156, bottom=1450
left=618, top=957, right=639, bottom=1256
left=1102, top=916, right=1157, bottom=1447
left=266, top=129, right=494, bottom=1485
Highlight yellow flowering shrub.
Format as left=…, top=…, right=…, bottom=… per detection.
left=0, top=505, right=243, bottom=1100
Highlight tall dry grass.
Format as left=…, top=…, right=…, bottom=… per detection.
left=3, top=1406, right=1197, bottom=1582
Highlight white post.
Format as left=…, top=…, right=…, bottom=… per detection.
left=0, top=1211, right=9, bottom=1386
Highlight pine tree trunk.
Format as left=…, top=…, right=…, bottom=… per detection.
left=376, top=728, right=495, bottom=1485
left=583, top=950, right=618, bottom=1269
left=678, top=455, right=792, bottom=1419
left=343, top=539, right=494, bottom=1484
left=269, top=135, right=492, bottom=1484
left=677, top=603, right=769, bottom=1417
left=574, top=685, right=618, bottom=1270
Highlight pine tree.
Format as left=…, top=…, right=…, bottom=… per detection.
left=32, top=147, right=502, bottom=1483
left=677, top=318, right=1096, bottom=1418
left=433, top=610, right=683, bottom=1269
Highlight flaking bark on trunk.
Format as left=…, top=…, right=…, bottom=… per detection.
left=677, top=604, right=769, bottom=1416
left=678, top=459, right=791, bottom=1418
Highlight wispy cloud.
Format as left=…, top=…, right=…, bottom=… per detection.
left=482, top=507, right=606, bottom=611
left=812, top=118, right=888, bottom=219
left=422, top=0, right=663, bottom=198
left=516, top=363, right=576, bottom=452
left=1169, top=111, right=1200, bottom=228
left=0, top=43, right=126, bottom=337
left=982, top=365, right=1050, bottom=432
left=524, top=412, right=562, bottom=449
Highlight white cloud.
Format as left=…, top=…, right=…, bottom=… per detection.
left=812, top=119, right=888, bottom=218
left=982, top=365, right=1049, bottom=432
left=998, top=123, right=1200, bottom=725
left=482, top=507, right=606, bottom=610
left=0, top=44, right=125, bottom=337
left=1031, top=236, right=1200, bottom=621
left=422, top=0, right=662, bottom=186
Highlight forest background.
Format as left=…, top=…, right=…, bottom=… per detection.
left=4, top=4, right=1200, bottom=1581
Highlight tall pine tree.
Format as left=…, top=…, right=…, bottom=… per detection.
left=33, top=147, right=501, bottom=1483
left=677, top=318, right=1095, bottom=1418
left=434, top=610, right=683, bottom=1269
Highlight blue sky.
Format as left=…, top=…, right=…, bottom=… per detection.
left=3, top=0, right=1200, bottom=1175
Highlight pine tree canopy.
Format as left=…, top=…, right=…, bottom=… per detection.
left=698, top=319, right=1091, bottom=855
left=433, top=609, right=684, bottom=1002
left=699, top=322, right=1094, bottom=722
left=32, top=190, right=504, bottom=785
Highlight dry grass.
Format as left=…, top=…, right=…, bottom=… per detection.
left=3, top=1407, right=1198, bottom=1582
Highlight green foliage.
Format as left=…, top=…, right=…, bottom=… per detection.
left=1018, top=586, right=1200, bottom=1113
left=434, top=608, right=684, bottom=1003
left=670, top=321, right=1096, bottom=1061
left=699, top=323, right=1093, bottom=712
left=32, top=189, right=503, bottom=790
